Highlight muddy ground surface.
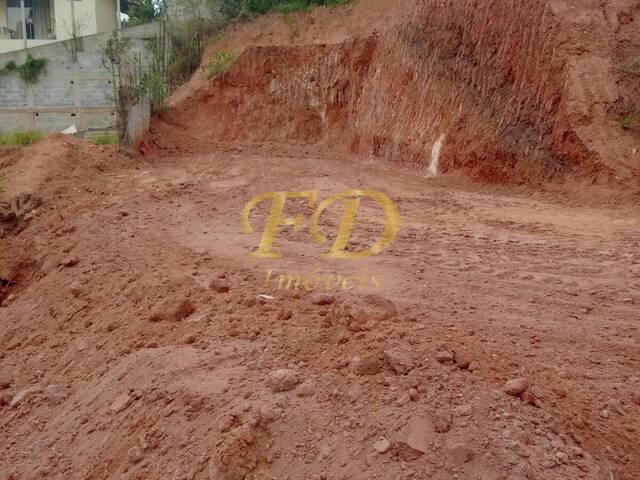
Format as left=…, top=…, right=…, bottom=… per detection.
left=0, top=138, right=639, bottom=479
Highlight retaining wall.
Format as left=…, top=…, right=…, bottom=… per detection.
left=0, top=24, right=156, bottom=133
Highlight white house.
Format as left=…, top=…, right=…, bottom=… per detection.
left=0, top=0, right=119, bottom=54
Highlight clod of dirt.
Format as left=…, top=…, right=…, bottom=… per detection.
left=329, top=294, right=397, bottom=332
left=435, top=350, right=454, bottom=363
left=351, top=354, right=382, bottom=376
left=373, top=438, right=392, bottom=454
left=394, top=416, right=434, bottom=461
left=109, top=392, right=132, bottom=413
left=265, top=369, right=300, bottom=392
left=312, top=293, right=336, bottom=305
left=384, top=344, right=416, bottom=375
left=44, top=384, right=64, bottom=404
left=504, top=378, right=529, bottom=397
left=433, top=409, right=452, bottom=433
left=149, top=298, right=196, bottom=322
left=210, top=278, right=231, bottom=293
left=454, top=350, right=472, bottom=369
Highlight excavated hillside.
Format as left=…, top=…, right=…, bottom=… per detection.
left=1, top=1, right=640, bottom=480
left=147, top=0, right=640, bottom=185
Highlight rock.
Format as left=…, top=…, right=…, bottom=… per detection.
left=394, top=416, right=435, bottom=461
left=59, top=255, right=79, bottom=268
left=0, top=377, right=12, bottom=390
left=447, top=441, right=474, bottom=463
left=408, top=388, right=419, bottom=401
left=69, top=281, right=84, bottom=297
left=384, top=344, right=415, bottom=375
left=454, top=351, right=471, bottom=369
left=182, top=333, right=196, bottom=344
left=45, top=384, right=64, bottom=403
left=631, top=391, right=640, bottom=406
left=210, top=278, right=230, bottom=293
left=347, top=385, right=363, bottom=403
left=351, top=355, right=382, bottom=376
left=266, top=369, right=300, bottom=392
left=329, top=295, right=397, bottom=332
left=312, top=294, right=336, bottom=306
left=171, top=299, right=196, bottom=321
left=10, top=386, right=42, bottom=407
left=110, top=392, right=132, bottom=413
left=600, top=409, right=610, bottom=419
left=128, top=445, right=145, bottom=464
left=433, top=409, right=452, bottom=433
left=0, top=392, right=10, bottom=406
left=296, top=379, right=316, bottom=397
left=373, top=438, right=392, bottom=454
left=454, top=404, right=474, bottom=417
left=606, top=398, right=625, bottom=415
left=504, top=378, right=529, bottom=397
left=435, top=350, right=454, bottom=363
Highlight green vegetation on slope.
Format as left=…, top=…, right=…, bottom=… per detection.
left=221, top=0, right=351, bottom=17
left=0, top=131, right=43, bottom=146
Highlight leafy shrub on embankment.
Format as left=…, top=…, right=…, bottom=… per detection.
left=220, top=0, right=350, bottom=17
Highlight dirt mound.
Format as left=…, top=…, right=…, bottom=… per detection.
left=148, top=0, right=640, bottom=186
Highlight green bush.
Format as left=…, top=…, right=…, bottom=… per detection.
left=206, top=51, right=238, bottom=79
left=93, top=133, right=119, bottom=145
left=220, top=0, right=350, bottom=17
left=0, top=131, right=44, bottom=146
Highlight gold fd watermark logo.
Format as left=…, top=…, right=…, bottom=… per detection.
left=240, top=190, right=400, bottom=259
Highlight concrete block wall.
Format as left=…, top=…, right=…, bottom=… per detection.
left=0, top=24, right=155, bottom=134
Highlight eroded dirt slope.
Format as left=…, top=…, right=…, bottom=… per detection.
left=151, top=0, right=640, bottom=185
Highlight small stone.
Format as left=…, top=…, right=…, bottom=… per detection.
left=297, top=380, right=316, bottom=397
left=504, top=378, right=529, bottom=397
left=351, top=355, right=382, bottom=376
left=10, top=386, right=42, bottom=407
left=275, top=396, right=289, bottom=409
left=408, top=388, right=419, bottom=401
left=45, top=384, right=64, bottom=403
left=110, top=392, right=132, bottom=413
left=128, top=446, right=145, bottom=464
left=69, top=281, right=84, bottom=297
left=312, top=294, right=336, bottom=306
left=0, top=377, right=12, bottom=390
left=600, top=409, right=610, bottom=419
left=454, top=351, right=471, bottom=369
left=631, top=391, right=640, bottom=406
left=182, top=333, right=196, bottom=344
left=447, top=441, right=474, bottom=463
left=433, top=409, right=452, bottom=433
left=384, top=344, right=415, bottom=375
left=209, top=278, right=230, bottom=293
left=59, top=255, right=79, bottom=268
left=606, top=398, right=625, bottom=415
left=266, top=369, right=300, bottom=392
left=347, top=385, right=363, bottom=403
left=373, top=438, right=392, bottom=454
left=171, top=299, right=196, bottom=321
left=394, top=416, right=434, bottom=461
left=435, top=350, right=454, bottom=363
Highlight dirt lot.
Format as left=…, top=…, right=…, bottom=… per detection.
left=1, top=0, right=640, bottom=479
left=0, top=136, right=639, bottom=479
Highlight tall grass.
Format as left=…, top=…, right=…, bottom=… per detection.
left=0, top=131, right=43, bottom=146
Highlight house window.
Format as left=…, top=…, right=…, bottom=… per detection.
left=6, top=0, right=55, bottom=40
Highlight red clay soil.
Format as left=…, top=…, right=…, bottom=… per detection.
left=148, top=0, right=640, bottom=186
left=2, top=1, right=640, bottom=480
